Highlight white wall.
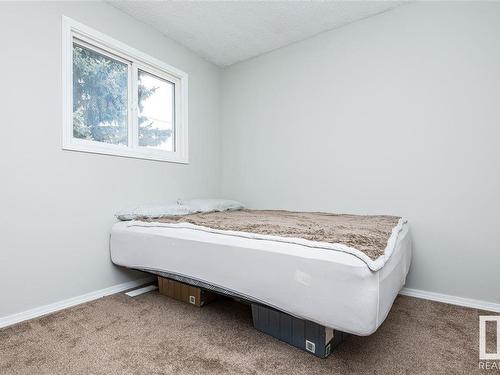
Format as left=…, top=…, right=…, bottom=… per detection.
left=221, top=2, right=500, bottom=304
left=0, top=2, right=221, bottom=317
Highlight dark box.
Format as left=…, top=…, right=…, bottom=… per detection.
left=251, top=303, right=345, bottom=358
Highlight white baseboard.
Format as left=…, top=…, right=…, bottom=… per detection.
left=0, top=276, right=155, bottom=329
left=2, top=280, right=498, bottom=329
left=399, top=287, right=500, bottom=313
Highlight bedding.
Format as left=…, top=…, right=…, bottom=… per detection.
left=115, top=203, right=192, bottom=221
left=177, top=198, right=245, bottom=212
left=133, top=209, right=406, bottom=271
left=115, top=199, right=245, bottom=221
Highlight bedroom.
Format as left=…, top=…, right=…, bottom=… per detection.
left=0, top=1, right=499, bottom=374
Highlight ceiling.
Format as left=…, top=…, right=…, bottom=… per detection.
left=108, top=1, right=403, bottom=67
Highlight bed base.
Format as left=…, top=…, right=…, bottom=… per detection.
left=134, top=268, right=345, bottom=358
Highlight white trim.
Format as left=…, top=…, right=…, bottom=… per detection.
left=399, top=287, right=500, bottom=313
left=61, top=16, right=189, bottom=164
left=61, top=140, right=188, bottom=163
left=1, top=281, right=498, bottom=329
left=0, top=276, right=154, bottom=329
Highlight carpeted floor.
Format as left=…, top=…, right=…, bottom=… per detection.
left=0, top=291, right=496, bottom=374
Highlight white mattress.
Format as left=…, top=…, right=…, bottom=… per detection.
left=110, top=221, right=412, bottom=336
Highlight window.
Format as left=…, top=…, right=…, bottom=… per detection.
left=62, top=17, right=188, bottom=163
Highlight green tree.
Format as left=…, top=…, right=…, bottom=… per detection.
left=72, top=44, right=170, bottom=147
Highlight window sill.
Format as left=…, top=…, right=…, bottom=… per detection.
left=62, top=140, right=189, bottom=164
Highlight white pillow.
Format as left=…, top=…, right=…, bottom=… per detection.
left=177, top=198, right=245, bottom=213
left=115, top=203, right=193, bottom=221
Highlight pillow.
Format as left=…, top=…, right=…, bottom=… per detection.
left=177, top=198, right=245, bottom=213
left=115, top=203, right=193, bottom=221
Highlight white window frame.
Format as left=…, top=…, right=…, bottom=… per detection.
left=62, top=16, right=188, bottom=163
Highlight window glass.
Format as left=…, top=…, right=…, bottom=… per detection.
left=138, top=70, right=175, bottom=151
left=72, top=43, right=128, bottom=145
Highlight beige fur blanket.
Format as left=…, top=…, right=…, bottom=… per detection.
left=139, top=209, right=404, bottom=265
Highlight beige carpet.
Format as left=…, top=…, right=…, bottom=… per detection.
left=0, top=291, right=496, bottom=374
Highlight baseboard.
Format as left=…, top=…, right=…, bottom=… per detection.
left=2, top=280, right=498, bottom=329
left=399, top=288, right=500, bottom=313
left=0, top=276, right=155, bottom=329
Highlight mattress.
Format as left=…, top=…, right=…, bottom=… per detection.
left=110, top=220, right=411, bottom=336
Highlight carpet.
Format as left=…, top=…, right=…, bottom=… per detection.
left=0, top=292, right=496, bottom=374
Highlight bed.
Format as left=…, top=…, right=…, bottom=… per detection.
left=110, top=208, right=412, bottom=336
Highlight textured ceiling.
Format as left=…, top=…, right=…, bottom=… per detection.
left=108, top=1, right=403, bottom=67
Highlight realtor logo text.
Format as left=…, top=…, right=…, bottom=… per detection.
left=479, top=316, right=500, bottom=371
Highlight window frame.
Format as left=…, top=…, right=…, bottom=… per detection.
left=62, top=16, right=189, bottom=163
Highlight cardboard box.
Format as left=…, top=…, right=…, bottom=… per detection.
left=158, top=277, right=216, bottom=307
